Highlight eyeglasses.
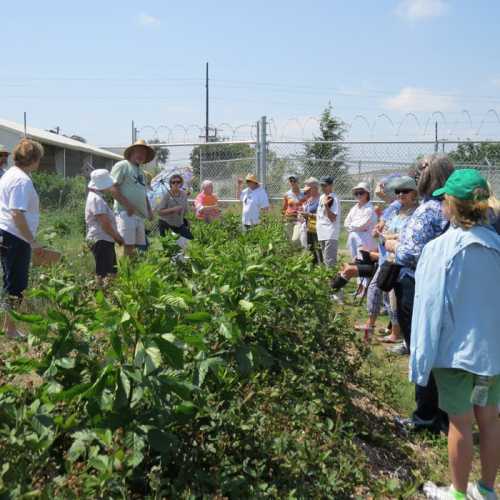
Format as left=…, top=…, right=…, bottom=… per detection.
left=289, top=179, right=298, bottom=183
left=170, top=180, right=182, bottom=185
left=395, top=189, right=413, bottom=195
left=353, top=191, right=366, bottom=197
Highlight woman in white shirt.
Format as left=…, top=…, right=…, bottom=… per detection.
left=344, top=182, right=377, bottom=296
left=0, top=139, right=45, bottom=339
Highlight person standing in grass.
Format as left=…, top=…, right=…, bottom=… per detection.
left=237, top=174, right=269, bottom=230
left=392, top=154, right=454, bottom=434
left=282, top=175, right=305, bottom=241
left=194, top=180, right=220, bottom=223
left=85, top=169, right=124, bottom=285
left=157, top=174, right=193, bottom=240
left=0, top=139, right=45, bottom=339
left=299, top=178, right=322, bottom=264
left=110, top=139, right=155, bottom=257
left=316, top=176, right=341, bottom=267
left=410, top=170, right=500, bottom=500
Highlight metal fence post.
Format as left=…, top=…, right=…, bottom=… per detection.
left=260, top=116, right=267, bottom=188
left=255, top=120, right=260, bottom=181
left=199, top=143, right=204, bottom=190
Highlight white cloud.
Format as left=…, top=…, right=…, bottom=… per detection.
left=396, top=0, right=449, bottom=20
left=138, top=13, right=160, bottom=27
left=383, top=87, right=457, bottom=112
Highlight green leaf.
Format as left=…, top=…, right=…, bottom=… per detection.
left=110, top=331, right=123, bottom=360
left=197, top=357, right=225, bottom=386
left=67, top=439, right=87, bottom=462
left=55, top=357, right=76, bottom=369
left=49, top=383, right=92, bottom=402
left=158, top=376, right=197, bottom=400
left=120, top=311, right=131, bottom=324
left=9, top=311, right=44, bottom=323
left=219, top=321, right=241, bottom=343
left=235, top=345, right=254, bottom=376
left=154, top=337, right=184, bottom=369
left=88, top=455, right=110, bottom=473
left=185, top=311, right=211, bottom=323
left=239, top=299, right=254, bottom=312
left=144, top=346, right=162, bottom=374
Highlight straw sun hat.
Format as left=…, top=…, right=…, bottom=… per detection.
left=124, top=139, right=156, bottom=164
left=245, top=173, right=259, bottom=184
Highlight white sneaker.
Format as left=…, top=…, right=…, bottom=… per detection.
left=6, top=330, right=26, bottom=340
left=331, top=290, right=344, bottom=305
left=467, top=481, right=498, bottom=500
left=423, top=482, right=463, bottom=499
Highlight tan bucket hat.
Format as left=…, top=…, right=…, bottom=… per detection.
left=245, top=173, right=259, bottom=184
left=124, top=139, right=156, bottom=164
left=0, top=144, right=10, bottom=155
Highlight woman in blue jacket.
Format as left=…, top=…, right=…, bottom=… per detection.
left=411, top=170, right=500, bottom=500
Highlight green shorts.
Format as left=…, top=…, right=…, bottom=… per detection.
left=433, top=368, right=500, bottom=416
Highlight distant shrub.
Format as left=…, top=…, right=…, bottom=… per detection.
left=31, top=172, right=87, bottom=210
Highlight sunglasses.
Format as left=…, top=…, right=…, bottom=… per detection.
left=353, top=191, right=366, bottom=197
left=395, top=189, right=413, bottom=195
left=170, top=180, right=182, bottom=185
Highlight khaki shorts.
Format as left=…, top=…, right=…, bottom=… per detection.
left=116, top=212, right=146, bottom=247
left=433, top=368, right=500, bottom=416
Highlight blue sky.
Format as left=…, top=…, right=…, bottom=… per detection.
left=2, top=0, right=500, bottom=145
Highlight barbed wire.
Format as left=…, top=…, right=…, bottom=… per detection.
left=136, top=109, right=500, bottom=144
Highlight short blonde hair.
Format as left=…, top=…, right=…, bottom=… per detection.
left=444, top=194, right=490, bottom=230
left=13, top=139, right=44, bottom=168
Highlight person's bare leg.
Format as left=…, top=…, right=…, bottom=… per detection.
left=3, top=312, right=17, bottom=337
left=123, top=245, right=136, bottom=258
left=474, top=404, right=500, bottom=490
left=448, top=411, right=474, bottom=494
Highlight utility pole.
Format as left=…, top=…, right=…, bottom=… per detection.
left=205, top=62, right=209, bottom=143
left=23, top=112, right=27, bottom=137
left=434, top=121, right=438, bottom=152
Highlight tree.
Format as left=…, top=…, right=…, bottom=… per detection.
left=190, top=136, right=256, bottom=195
left=448, top=141, right=500, bottom=166
left=303, top=103, right=348, bottom=191
left=147, top=138, right=170, bottom=166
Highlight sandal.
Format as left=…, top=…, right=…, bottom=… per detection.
left=354, top=324, right=374, bottom=332
left=381, top=335, right=400, bottom=344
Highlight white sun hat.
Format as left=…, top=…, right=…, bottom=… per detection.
left=352, top=181, right=371, bottom=194
left=88, top=169, right=114, bottom=190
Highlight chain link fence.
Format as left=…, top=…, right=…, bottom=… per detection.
left=158, top=140, right=500, bottom=201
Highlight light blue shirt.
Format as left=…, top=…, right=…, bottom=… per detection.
left=410, top=225, right=500, bottom=386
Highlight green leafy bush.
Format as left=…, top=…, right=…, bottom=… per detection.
left=0, top=216, right=416, bottom=498
left=31, top=172, right=87, bottom=211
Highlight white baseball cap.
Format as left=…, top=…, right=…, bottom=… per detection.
left=88, top=169, right=114, bottom=191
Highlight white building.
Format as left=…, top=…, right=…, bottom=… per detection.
left=0, top=118, right=122, bottom=177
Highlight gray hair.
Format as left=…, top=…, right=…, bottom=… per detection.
left=304, top=177, right=320, bottom=188
left=201, top=179, right=213, bottom=190
left=418, top=154, right=455, bottom=198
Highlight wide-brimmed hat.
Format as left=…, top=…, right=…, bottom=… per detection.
left=433, top=169, right=489, bottom=200
left=124, top=139, right=156, bottom=164
left=88, top=169, right=114, bottom=191
left=245, top=173, right=259, bottom=184
left=0, top=144, right=10, bottom=155
left=352, top=181, right=370, bottom=194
